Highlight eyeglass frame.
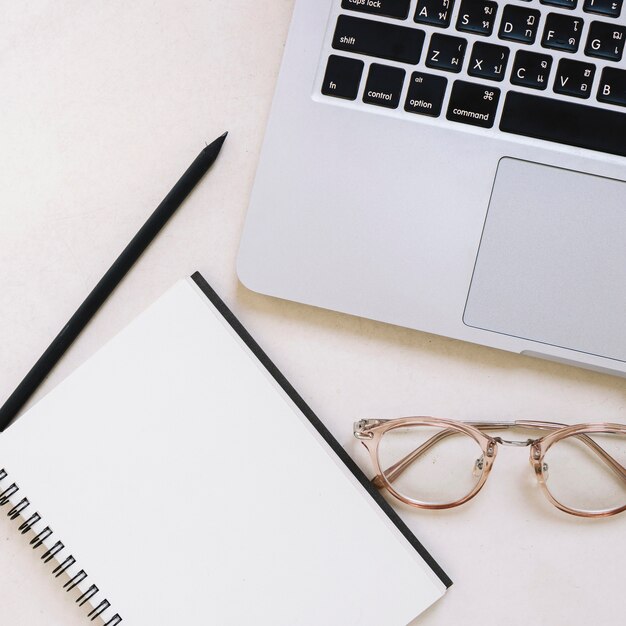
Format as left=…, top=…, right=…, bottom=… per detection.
left=353, top=417, right=626, bottom=518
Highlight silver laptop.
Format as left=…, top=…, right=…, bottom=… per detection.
left=238, top=0, right=626, bottom=377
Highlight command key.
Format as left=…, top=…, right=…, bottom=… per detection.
left=446, top=80, right=500, bottom=128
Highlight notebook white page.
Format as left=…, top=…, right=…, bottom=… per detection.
left=0, top=276, right=447, bottom=625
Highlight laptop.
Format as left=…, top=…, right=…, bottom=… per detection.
left=237, top=0, right=626, bottom=377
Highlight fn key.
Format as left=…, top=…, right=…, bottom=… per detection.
left=322, top=55, right=364, bottom=100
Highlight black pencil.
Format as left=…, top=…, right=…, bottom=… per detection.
left=0, top=132, right=228, bottom=431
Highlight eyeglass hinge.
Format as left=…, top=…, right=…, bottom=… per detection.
left=532, top=444, right=542, bottom=461
left=353, top=419, right=379, bottom=439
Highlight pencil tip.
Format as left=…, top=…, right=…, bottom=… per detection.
left=201, top=132, right=228, bottom=162
left=205, top=131, right=228, bottom=153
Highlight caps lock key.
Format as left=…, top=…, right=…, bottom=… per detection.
left=341, top=0, right=412, bottom=19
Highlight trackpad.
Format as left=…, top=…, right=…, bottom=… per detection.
left=464, top=158, right=626, bottom=363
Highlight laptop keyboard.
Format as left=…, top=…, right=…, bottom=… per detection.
left=320, top=0, right=626, bottom=157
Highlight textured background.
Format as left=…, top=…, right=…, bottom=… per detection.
left=1, top=2, right=625, bottom=625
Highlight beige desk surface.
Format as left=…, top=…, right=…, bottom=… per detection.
left=1, top=2, right=625, bottom=625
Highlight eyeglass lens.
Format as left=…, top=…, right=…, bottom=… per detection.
left=377, top=425, right=484, bottom=506
left=542, top=431, right=626, bottom=514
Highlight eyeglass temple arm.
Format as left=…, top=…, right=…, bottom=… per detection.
left=375, top=420, right=626, bottom=488
left=373, top=428, right=458, bottom=488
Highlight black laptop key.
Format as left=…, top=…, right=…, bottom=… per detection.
left=583, top=0, right=623, bottom=16
left=500, top=91, right=626, bottom=157
left=363, top=63, right=406, bottom=108
left=468, top=42, right=509, bottom=81
left=321, top=55, right=364, bottom=100
left=415, top=0, right=455, bottom=27
left=446, top=81, right=500, bottom=128
left=541, top=13, right=584, bottom=52
left=598, top=67, right=626, bottom=106
left=341, top=0, right=412, bottom=19
left=426, top=33, right=467, bottom=72
left=332, top=15, right=425, bottom=64
left=540, top=0, right=577, bottom=9
left=553, top=59, right=595, bottom=98
left=456, top=0, right=499, bottom=36
left=404, top=71, right=448, bottom=116
left=585, top=21, right=626, bottom=60
left=499, top=5, right=541, bottom=44
left=510, top=50, right=553, bottom=90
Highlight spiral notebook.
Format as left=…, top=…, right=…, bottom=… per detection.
left=0, top=273, right=450, bottom=625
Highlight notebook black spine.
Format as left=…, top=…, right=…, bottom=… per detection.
left=0, top=467, right=122, bottom=625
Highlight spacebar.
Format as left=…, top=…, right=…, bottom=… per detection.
left=500, top=92, right=626, bottom=158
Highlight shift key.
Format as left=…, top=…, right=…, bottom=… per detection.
left=446, top=80, right=500, bottom=128
left=332, top=15, right=425, bottom=64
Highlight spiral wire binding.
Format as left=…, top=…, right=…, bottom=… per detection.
left=0, top=468, right=122, bottom=625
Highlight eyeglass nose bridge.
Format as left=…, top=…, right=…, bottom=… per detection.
left=492, top=436, right=535, bottom=448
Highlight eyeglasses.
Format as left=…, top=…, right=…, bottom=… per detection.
left=354, top=418, right=626, bottom=518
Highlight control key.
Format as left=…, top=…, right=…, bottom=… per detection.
left=446, top=80, right=501, bottom=128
